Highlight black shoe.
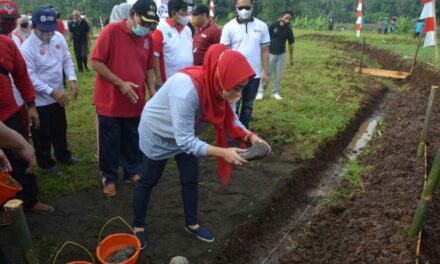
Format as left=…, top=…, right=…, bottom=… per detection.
left=60, top=156, right=80, bottom=166
left=44, top=166, right=61, bottom=176
left=135, top=231, right=147, bottom=250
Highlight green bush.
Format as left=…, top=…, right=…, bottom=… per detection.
left=293, top=17, right=328, bottom=31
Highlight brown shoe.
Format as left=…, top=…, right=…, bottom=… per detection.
left=30, top=202, right=55, bottom=215
left=0, top=210, right=11, bottom=227
left=124, top=175, right=140, bottom=185
left=103, top=184, right=117, bottom=197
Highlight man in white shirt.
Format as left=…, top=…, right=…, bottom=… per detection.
left=152, top=0, right=193, bottom=90
left=20, top=7, right=79, bottom=176
left=220, top=0, right=270, bottom=129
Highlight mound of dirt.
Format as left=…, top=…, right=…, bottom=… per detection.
left=281, top=39, right=440, bottom=264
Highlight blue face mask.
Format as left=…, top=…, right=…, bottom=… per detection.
left=132, top=24, right=150, bottom=37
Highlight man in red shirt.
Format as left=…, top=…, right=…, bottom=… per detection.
left=91, top=0, right=158, bottom=197
left=55, top=10, right=67, bottom=35
left=191, top=4, right=221, bottom=66
left=0, top=0, right=54, bottom=214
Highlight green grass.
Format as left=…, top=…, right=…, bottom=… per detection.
left=295, top=29, right=439, bottom=67
left=38, top=31, right=386, bottom=200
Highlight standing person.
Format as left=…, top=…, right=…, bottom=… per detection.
left=376, top=18, right=383, bottom=34
left=256, top=11, right=294, bottom=101
left=12, top=15, right=31, bottom=43
left=20, top=7, right=79, bottom=176
left=191, top=4, right=221, bottom=66
left=55, top=10, right=67, bottom=36
left=133, top=44, right=270, bottom=249
left=91, top=0, right=158, bottom=197
left=109, top=3, right=132, bottom=24
left=220, top=0, right=270, bottom=129
left=68, top=10, right=90, bottom=72
left=383, top=17, right=388, bottom=34
left=415, top=19, right=425, bottom=39
left=0, top=0, right=54, bottom=214
left=390, top=17, right=396, bottom=33
left=328, top=18, right=334, bottom=31
left=152, top=0, right=193, bottom=90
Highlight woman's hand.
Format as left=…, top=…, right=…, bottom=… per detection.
left=223, top=148, right=248, bottom=166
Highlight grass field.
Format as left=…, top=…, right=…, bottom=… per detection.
left=36, top=29, right=434, bottom=201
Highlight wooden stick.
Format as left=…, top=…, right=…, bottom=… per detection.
left=415, top=145, right=429, bottom=264
left=410, top=34, right=423, bottom=76
left=408, top=149, right=440, bottom=238
left=417, top=86, right=439, bottom=157
left=354, top=67, right=410, bottom=79
left=4, top=199, right=39, bottom=264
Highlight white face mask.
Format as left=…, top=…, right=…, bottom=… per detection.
left=237, top=8, right=252, bottom=20
left=177, top=14, right=190, bottom=26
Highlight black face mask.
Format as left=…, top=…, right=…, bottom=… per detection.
left=20, top=21, right=29, bottom=28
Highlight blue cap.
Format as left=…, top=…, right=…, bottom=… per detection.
left=32, top=7, right=58, bottom=32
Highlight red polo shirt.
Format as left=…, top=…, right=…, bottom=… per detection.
left=92, top=20, right=154, bottom=117
left=56, top=19, right=66, bottom=34
left=0, top=35, right=35, bottom=121
left=193, top=22, right=221, bottom=66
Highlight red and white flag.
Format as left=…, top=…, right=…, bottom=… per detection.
left=356, top=0, right=363, bottom=38
left=420, top=0, right=437, bottom=47
left=209, top=0, right=215, bottom=18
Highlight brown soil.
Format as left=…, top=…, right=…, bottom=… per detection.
left=280, top=37, right=440, bottom=264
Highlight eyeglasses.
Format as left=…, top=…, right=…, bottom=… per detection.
left=237, top=6, right=251, bottom=11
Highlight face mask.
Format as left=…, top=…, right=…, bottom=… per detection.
left=34, top=28, right=55, bottom=43
left=191, top=16, right=202, bottom=27
left=177, top=14, right=190, bottom=26
left=0, top=21, right=17, bottom=35
left=132, top=24, right=150, bottom=37
left=237, top=8, right=252, bottom=20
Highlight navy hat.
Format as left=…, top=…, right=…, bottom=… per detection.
left=32, top=7, right=58, bottom=32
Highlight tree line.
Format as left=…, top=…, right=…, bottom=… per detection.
left=12, top=0, right=440, bottom=26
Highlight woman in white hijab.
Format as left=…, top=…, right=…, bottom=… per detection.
left=109, top=3, right=132, bottom=23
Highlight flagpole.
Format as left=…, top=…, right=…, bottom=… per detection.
left=433, top=0, right=438, bottom=68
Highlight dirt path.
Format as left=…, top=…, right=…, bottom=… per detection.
left=279, top=38, right=440, bottom=264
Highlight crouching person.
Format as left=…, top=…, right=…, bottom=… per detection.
left=20, top=7, right=79, bottom=176
left=133, top=44, right=270, bottom=249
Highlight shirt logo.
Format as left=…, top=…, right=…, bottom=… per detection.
left=39, top=48, right=45, bottom=55
left=253, top=29, right=262, bottom=33
left=201, top=34, right=207, bottom=38
left=55, top=44, right=61, bottom=49
left=144, top=39, right=150, bottom=50
left=167, top=32, right=173, bottom=39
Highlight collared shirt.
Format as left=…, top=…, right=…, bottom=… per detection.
left=152, top=18, right=193, bottom=81
left=68, top=19, right=90, bottom=44
left=139, top=72, right=248, bottom=160
left=268, top=21, right=294, bottom=55
left=91, top=20, right=154, bottom=117
left=0, top=35, right=35, bottom=121
left=193, top=22, right=222, bottom=66
left=20, top=32, right=77, bottom=107
left=220, top=16, right=270, bottom=78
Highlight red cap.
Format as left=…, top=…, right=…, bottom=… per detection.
left=0, top=0, right=20, bottom=18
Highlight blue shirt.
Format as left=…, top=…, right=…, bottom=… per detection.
left=416, top=22, right=425, bottom=33
left=138, top=73, right=248, bottom=160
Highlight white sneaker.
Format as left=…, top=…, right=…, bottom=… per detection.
left=271, top=93, right=283, bottom=100
left=256, top=93, right=264, bottom=100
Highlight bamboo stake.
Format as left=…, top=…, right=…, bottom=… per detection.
left=408, top=149, right=440, bottom=238
left=410, top=34, right=423, bottom=76
left=4, top=199, right=39, bottom=264
left=417, top=86, right=438, bottom=157
left=415, top=145, right=429, bottom=264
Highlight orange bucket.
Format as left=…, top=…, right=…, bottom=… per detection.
left=96, top=217, right=140, bottom=264
left=53, top=241, right=95, bottom=264
left=0, top=172, right=22, bottom=204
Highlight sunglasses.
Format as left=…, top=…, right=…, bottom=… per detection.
left=237, top=6, right=251, bottom=11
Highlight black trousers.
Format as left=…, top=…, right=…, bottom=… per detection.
left=98, top=115, right=141, bottom=184
left=3, top=111, right=39, bottom=208
left=73, top=41, right=88, bottom=71
left=31, top=103, right=71, bottom=169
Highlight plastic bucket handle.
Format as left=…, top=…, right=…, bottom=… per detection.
left=52, top=241, right=96, bottom=264
left=97, top=216, right=135, bottom=245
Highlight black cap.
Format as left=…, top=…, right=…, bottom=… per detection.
left=193, top=4, right=209, bottom=16
left=168, top=0, right=188, bottom=14
left=133, top=0, right=159, bottom=23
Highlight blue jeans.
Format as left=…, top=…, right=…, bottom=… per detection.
left=236, top=78, right=260, bottom=129
left=133, top=152, right=199, bottom=227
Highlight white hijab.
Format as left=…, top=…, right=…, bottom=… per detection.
left=109, top=3, right=132, bottom=23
